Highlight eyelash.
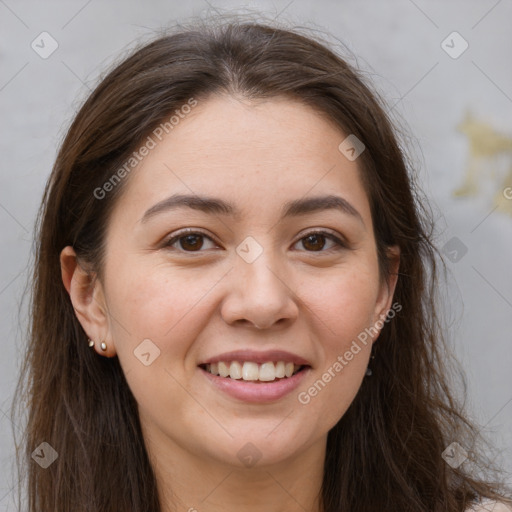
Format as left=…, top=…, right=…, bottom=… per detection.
left=162, top=228, right=348, bottom=254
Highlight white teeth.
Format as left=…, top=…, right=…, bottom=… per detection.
left=229, top=361, right=243, bottom=379
left=275, top=361, right=285, bottom=378
left=218, top=361, right=229, bottom=377
left=259, top=362, right=276, bottom=381
left=242, top=362, right=259, bottom=381
left=204, top=360, right=303, bottom=381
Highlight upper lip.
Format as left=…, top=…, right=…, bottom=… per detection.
left=199, top=349, right=311, bottom=367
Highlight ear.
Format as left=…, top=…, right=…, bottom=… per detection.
left=372, top=245, right=400, bottom=336
left=60, top=246, right=116, bottom=357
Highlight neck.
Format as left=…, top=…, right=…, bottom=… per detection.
left=148, top=435, right=326, bottom=512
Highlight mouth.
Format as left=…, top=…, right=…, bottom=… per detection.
left=198, top=361, right=308, bottom=383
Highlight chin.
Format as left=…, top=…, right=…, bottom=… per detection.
left=203, top=423, right=319, bottom=469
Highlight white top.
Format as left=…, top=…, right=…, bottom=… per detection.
left=466, top=499, right=512, bottom=511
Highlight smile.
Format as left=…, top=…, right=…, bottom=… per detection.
left=201, top=361, right=304, bottom=382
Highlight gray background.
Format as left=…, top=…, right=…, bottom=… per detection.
left=1, top=0, right=511, bottom=508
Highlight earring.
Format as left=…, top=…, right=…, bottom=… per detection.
left=88, top=339, right=107, bottom=351
left=365, top=348, right=376, bottom=377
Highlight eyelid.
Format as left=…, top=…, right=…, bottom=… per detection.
left=296, top=227, right=347, bottom=244
left=162, top=227, right=349, bottom=252
left=162, top=227, right=220, bottom=249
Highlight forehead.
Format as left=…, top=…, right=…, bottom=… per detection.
left=112, top=94, right=372, bottom=226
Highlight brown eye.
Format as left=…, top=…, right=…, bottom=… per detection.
left=295, top=231, right=347, bottom=252
left=163, top=230, right=218, bottom=252
left=302, top=233, right=326, bottom=251
left=179, top=234, right=204, bottom=251
left=163, top=229, right=346, bottom=254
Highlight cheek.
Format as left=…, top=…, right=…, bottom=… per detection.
left=104, top=260, right=218, bottom=424
left=294, top=263, right=378, bottom=427
left=302, top=258, right=381, bottom=339
left=104, top=258, right=219, bottom=366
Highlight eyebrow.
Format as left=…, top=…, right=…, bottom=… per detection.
left=140, top=193, right=364, bottom=224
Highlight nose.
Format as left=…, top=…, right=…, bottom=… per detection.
left=220, top=250, right=299, bottom=330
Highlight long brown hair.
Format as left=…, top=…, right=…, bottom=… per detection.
left=11, top=14, right=512, bottom=512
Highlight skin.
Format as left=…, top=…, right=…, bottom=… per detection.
left=61, top=94, right=400, bottom=512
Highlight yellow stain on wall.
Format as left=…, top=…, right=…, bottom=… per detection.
left=454, top=110, right=512, bottom=216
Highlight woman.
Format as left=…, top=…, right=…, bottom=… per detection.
left=11, top=15, right=512, bottom=512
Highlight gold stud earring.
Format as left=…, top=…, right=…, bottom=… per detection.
left=88, top=339, right=94, bottom=348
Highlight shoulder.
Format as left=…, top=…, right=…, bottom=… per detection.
left=466, top=498, right=512, bottom=512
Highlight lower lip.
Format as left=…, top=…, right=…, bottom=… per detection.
left=199, top=366, right=311, bottom=403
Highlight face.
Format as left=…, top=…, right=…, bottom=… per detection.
left=73, top=94, right=398, bottom=470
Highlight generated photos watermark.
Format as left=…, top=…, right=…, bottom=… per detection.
left=297, top=301, right=402, bottom=405
left=93, top=97, right=198, bottom=200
